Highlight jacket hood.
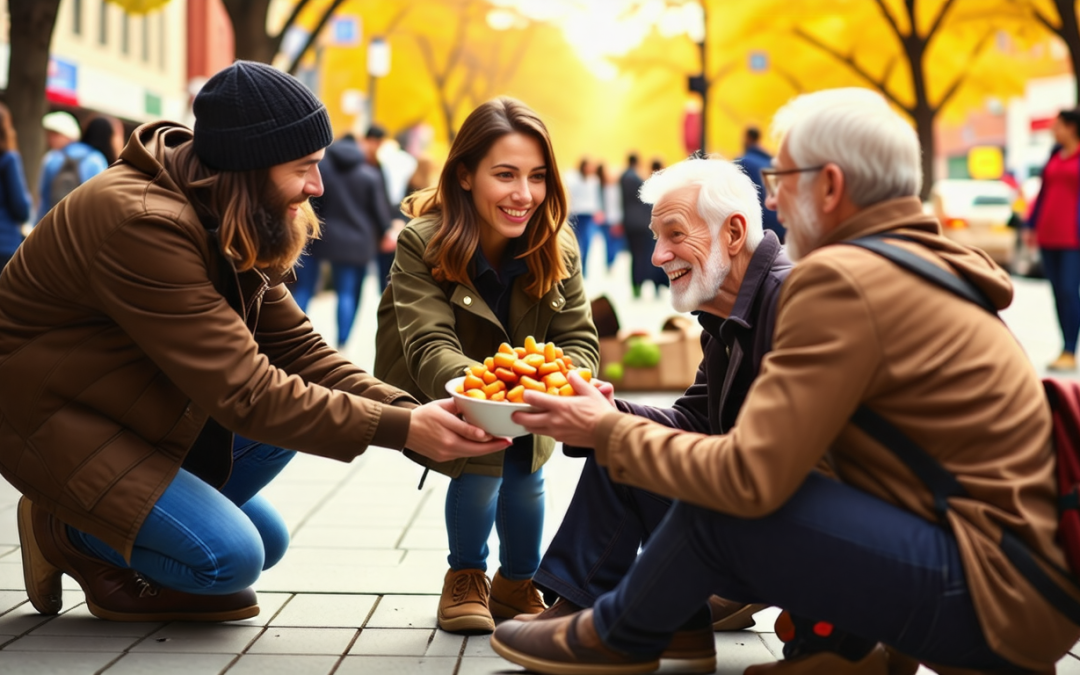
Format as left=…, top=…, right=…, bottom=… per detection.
left=326, top=138, right=366, bottom=172
left=120, top=121, right=194, bottom=197
left=816, top=196, right=1014, bottom=311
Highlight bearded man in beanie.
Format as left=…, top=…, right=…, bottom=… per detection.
left=0, top=61, right=508, bottom=623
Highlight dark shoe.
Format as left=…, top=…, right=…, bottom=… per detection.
left=744, top=644, right=890, bottom=674
left=19, top=497, right=259, bottom=622
left=883, top=646, right=919, bottom=675
left=515, top=596, right=715, bottom=672
left=491, top=608, right=660, bottom=675
left=490, top=568, right=546, bottom=619
left=513, top=596, right=582, bottom=622
left=710, top=595, right=769, bottom=631
left=438, top=568, right=494, bottom=634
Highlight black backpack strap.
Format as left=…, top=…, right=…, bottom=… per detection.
left=842, top=235, right=997, bottom=315
left=849, top=406, right=965, bottom=520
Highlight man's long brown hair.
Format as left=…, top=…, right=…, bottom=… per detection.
left=170, top=141, right=319, bottom=274
left=403, top=97, right=569, bottom=299
left=0, top=103, right=17, bottom=154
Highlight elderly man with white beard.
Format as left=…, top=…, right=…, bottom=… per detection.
left=503, top=157, right=791, bottom=674
left=491, top=88, right=1077, bottom=675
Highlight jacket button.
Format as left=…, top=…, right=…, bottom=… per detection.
left=463, top=296, right=473, bottom=306
left=551, top=300, right=560, bottom=308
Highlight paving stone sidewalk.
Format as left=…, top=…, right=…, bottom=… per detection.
left=2, top=257, right=1080, bottom=673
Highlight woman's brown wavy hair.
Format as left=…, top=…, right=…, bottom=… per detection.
left=170, top=141, right=319, bottom=274
left=402, top=97, right=569, bottom=299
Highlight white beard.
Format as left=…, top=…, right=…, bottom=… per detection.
left=666, top=239, right=730, bottom=313
left=784, top=196, right=824, bottom=262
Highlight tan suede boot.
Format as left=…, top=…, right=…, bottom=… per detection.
left=489, top=568, right=546, bottom=619
left=437, top=568, right=495, bottom=634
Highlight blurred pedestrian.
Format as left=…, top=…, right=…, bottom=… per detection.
left=650, top=157, right=664, bottom=174
left=0, top=102, right=31, bottom=271
left=375, top=97, right=600, bottom=635
left=565, top=157, right=602, bottom=276
left=37, top=111, right=108, bottom=222
left=1025, top=107, right=1080, bottom=372
left=292, top=133, right=391, bottom=347
left=82, top=115, right=123, bottom=165
left=621, top=153, right=661, bottom=297
left=2, top=61, right=507, bottom=625
left=362, top=124, right=403, bottom=292
left=596, top=162, right=625, bottom=272
left=737, top=125, right=785, bottom=242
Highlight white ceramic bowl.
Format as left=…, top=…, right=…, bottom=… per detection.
left=445, top=376, right=536, bottom=438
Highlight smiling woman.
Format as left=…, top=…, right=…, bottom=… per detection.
left=374, top=96, right=600, bottom=636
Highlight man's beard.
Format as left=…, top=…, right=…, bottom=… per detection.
left=784, top=195, right=823, bottom=262
left=665, top=238, right=730, bottom=313
left=254, top=191, right=318, bottom=272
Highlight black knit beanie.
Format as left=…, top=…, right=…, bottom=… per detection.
left=193, top=60, right=333, bottom=171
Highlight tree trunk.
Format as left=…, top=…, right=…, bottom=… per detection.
left=1054, top=0, right=1080, bottom=105
left=222, top=0, right=276, bottom=63
left=4, top=0, right=62, bottom=204
left=905, top=35, right=936, bottom=202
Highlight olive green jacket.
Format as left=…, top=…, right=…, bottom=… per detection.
left=375, top=214, right=600, bottom=478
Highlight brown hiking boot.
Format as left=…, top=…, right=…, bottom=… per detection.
left=710, top=595, right=769, bottom=631
left=438, top=568, right=495, bottom=634
left=490, top=568, right=546, bottom=619
left=17, top=497, right=259, bottom=622
left=744, top=644, right=890, bottom=674
left=491, top=608, right=660, bottom=675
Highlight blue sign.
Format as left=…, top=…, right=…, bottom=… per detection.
left=332, top=16, right=360, bottom=47
left=47, top=57, right=78, bottom=94
left=749, top=51, right=768, bottom=73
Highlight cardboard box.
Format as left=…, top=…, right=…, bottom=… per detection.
left=599, top=317, right=703, bottom=392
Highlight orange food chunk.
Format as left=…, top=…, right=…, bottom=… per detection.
left=498, top=343, right=515, bottom=355
left=524, top=335, right=540, bottom=354
left=514, top=347, right=527, bottom=358
left=464, top=389, right=486, bottom=400
left=538, top=361, right=561, bottom=376
left=523, top=353, right=545, bottom=369
left=469, top=364, right=487, bottom=378
left=455, top=384, right=465, bottom=393
left=546, top=387, right=560, bottom=395
left=495, top=367, right=518, bottom=383
left=576, top=368, right=593, bottom=382
left=559, top=384, right=574, bottom=396
left=507, top=385, right=526, bottom=402
left=512, top=360, right=537, bottom=377
left=544, top=342, right=558, bottom=362
left=484, top=356, right=495, bottom=371
left=482, top=380, right=506, bottom=397
left=493, top=352, right=516, bottom=370
left=554, top=346, right=564, bottom=359
left=482, top=370, right=498, bottom=385
left=562, top=355, right=573, bottom=366
left=490, top=390, right=506, bottom=402
left=519, top=375, right=545, bottom=392
left=463, top=373, right=485, bottom=390
left=543, top=372, right=568, bottom=389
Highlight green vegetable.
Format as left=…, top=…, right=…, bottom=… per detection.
left=622, top=337, right=661, bottom=368
left=603, top=363, right=625, bottom=382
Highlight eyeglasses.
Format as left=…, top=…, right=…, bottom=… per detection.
left=759, top=165, right=826, bottom=199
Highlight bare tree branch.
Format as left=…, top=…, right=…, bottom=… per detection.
left=924, top=0, right=959, bottom=41
left=286, top=0, right=348, bottom=74
left=793, top=26, right=910, bottom=112
left=274, top=0, right=314, bottom=43
left=871, top=0, right=906, bottom=41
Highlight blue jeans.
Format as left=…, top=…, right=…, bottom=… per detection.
left=1041, top=248, right=1080, bottom=353
left=572, top=214, right=597, bottom=276
left=291, top=257, right=367, bottom=346
left=591, top=472, right=1013, bottom=670
left=445, top=440, right=544, bottom=580
left=69, top=437, right=295, bottom=595
left=534, top=452, right=670, bottom=608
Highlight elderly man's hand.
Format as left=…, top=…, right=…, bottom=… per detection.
left=406, top=399, right=510, bottom=463
left=512, top=371, right=616, bottom=448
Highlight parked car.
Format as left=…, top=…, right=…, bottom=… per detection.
left=929, top=179, right=1017, bottom=270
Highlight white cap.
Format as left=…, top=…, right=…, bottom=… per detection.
left=42, top=111, right=81, bottom=141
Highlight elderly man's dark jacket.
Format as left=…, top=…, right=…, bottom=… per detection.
left=614, top=230, right=790, bottom=433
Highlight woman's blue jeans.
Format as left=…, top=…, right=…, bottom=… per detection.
left=445, top=441, right=544, bottom=580
left=572, top=214, right=597, bottom=275
left=290, top=256, right=366, bottom=346
left=1041, top=248, right=1080, bottom=353
left=68, top=437, right=295, bottom=595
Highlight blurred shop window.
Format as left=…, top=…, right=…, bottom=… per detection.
left=122, top=11, right=130, bottom=55
left=142, top=15, right=149, bottom=62
left=72, top=0, right=82, bottom=36
left=98, top=0, right=108, bottom=45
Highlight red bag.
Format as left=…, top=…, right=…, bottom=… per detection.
left=1044, top=378, right=1080, bottom=576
